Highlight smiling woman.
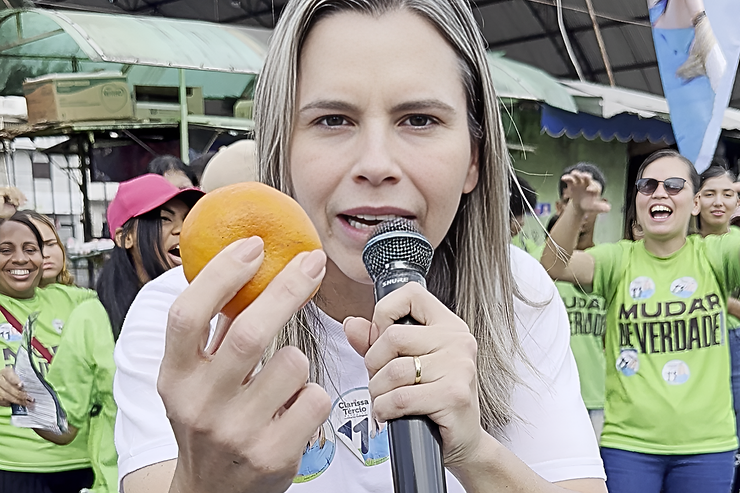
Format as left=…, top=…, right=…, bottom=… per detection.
left=0, top=209, right=109, bottom=493
left=96, top=174, right=203, bottom=338
left=542, top=149, right=740, bottom=493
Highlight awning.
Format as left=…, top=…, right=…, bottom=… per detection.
left=487, top=52, right=577, bottom=113
left=541, top=104, right=675, bottom=144
left=0, top=9, right=269, bottom=97
left=544, top=80, right=740, bottom=143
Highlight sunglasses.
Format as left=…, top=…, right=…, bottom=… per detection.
left=636, top=177, right=687, bottom=196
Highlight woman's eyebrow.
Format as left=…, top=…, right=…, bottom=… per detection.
left=299, top=100, right=359, bottom=113
left=161, top=206, right=175, bottom=215
left=390, top=99, right=456, bottom=114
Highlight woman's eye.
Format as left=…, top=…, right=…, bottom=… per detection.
left=319, top=115, right=347, bottom=126
left=161, top=216, right=172, bottom=223
left=404, top=115, right=435, bottom=127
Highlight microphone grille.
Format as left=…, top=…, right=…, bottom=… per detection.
left=362, top=218, right=434, bottom=280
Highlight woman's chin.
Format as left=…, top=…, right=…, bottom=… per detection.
left=325, top=256, right=374, bottom=287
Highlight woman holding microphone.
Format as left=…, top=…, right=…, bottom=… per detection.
left=115, top=0, right=606, bottom=491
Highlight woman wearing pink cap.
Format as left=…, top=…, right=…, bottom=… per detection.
left=98, top=173, right=203, bottom=338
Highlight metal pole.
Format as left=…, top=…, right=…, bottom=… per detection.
left=584, top=0, right=615, bottom=86
left=79, top=134, right=93, bottom=242
left=179, top=68, right=190, bottom=164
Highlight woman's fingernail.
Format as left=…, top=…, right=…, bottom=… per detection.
left=235, top=237, right=263, bottom=262
left=301, top=250, right=326, bottom=279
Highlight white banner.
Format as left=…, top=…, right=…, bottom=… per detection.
left=647, top=0, right=740, bottom=172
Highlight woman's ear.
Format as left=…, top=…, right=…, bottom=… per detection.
left=114, top=228, right=134, bottom=249
left=462, top=150, right=479, bottom=194
left=692, top=194, right=701, bottom=217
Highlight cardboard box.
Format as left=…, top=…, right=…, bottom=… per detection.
left=134, top=86, right=204, bottom=121
left=23, top=72, right=134, bottom=124
left=233, top=99, right=254, bottom=120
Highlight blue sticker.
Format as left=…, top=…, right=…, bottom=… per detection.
left=294, top=420, right=336, bottom=483
left=330, top=387, right=390, bottom=467
left=670, top=277, right=698, bottom=298
left=662, top=360, right=690, bottom=385
left=616, top=348, right=640, bottom=376
left=629, top=277, right=655, bottom=300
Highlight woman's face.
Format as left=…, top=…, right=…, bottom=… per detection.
left=290, top=10, right=479, bottom=284
left=635, top=156, right=697, bottom=241
left=696, top=174, right=737, bottom=231
left=159, top=198, right=190, bottom=268
left=30, top=220, right=64, bottom=284
left=0, top=221, right=43, bottom=299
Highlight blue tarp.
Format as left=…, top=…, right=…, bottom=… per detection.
left=541, top=104, right=676, bottom=144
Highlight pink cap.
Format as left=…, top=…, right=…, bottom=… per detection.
left=107, top=174, right=204, bottom=233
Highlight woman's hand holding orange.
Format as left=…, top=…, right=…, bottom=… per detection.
left=344, top=282, right=484, bottom=469
left=158, top=238, right=331, bottom=493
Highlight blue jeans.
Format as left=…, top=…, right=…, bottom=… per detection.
left=730, top=328, right=740, bottom=445
left=730, top=328, right=740, bottom=493
left=601, top=447, right=734, bottom=493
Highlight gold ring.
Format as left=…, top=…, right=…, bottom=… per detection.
left=413, top=356, right=422, bottom=385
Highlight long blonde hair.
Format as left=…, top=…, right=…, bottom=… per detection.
left=254, top=0, right=521, bottom=432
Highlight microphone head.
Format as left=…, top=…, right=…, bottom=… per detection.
left=362, top=218, right=434, bottom=281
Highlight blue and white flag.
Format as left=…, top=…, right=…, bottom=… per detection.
left=647, top=0, right=740, bottom=172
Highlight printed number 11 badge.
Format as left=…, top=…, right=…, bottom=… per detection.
left=330, top=387, right=390, bottom=466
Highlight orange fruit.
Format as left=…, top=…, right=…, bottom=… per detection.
left=180, top=182, right=322, bottom=319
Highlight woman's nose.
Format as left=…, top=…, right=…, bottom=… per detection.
left=351, top=125, right=403, bottom=186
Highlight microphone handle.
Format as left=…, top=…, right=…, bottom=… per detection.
left=374, top=272, right=447, bottom=493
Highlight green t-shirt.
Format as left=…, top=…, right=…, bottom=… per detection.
left=556, top=281, right=607, bottom=410
left=47, top=299, right=117, bottom=493
left=726, top=227, right=740, bottom=330
left=589, top=235, right=740, bottom=455
left=0, top=284, right=96, bottom=472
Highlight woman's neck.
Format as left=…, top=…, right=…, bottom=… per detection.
left=643, top=234, right=687, bottom=258
left=700, top=222, right=730, bottom=238
left=314, top=260, right=376, bottom=322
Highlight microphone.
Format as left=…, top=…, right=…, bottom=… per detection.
left=362, top=218, right=446, bottom=493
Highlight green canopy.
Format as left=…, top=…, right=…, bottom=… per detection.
left=487, top=51, right=577, bottom=113
left=0, top=9, right=268, bottom=97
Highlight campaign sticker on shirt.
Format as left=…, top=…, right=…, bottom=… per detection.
left=294, top=419, right=336, bottom=483
left=616, top=348, right=640, bottom=376
left=629, top=277, right=655, bottom=300
left=669, top=277, right=698, bottom=298
left=51, top=319, right=64, bottom=334
left=662, top=360, right=690, bottom=385
left=330, top=387, right=390, bottom=467
left=0, top=322, right=21, bottom=342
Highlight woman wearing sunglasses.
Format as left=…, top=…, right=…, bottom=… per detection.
left=542, top=148, right=738, bottom=493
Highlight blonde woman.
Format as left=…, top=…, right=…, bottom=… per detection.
left=20, top=211, right=74, bottom=287
left=113, top=0, right=606, bottom=492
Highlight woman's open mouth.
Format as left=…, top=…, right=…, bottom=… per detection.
left=168, top=244, right=182, bottom=264
left=650, top=204, right=673, bottom=222
left=711, top=209, right=726, bottom=217
left=341, top=214, right=404, bottom=230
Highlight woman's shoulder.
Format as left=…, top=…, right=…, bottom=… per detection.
left=510, top=244, right=557, bottom=304
left=40, top=283, right=97, bottom=304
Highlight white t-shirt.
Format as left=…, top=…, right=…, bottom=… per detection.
left=114, top=247, right=605, bottom=491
